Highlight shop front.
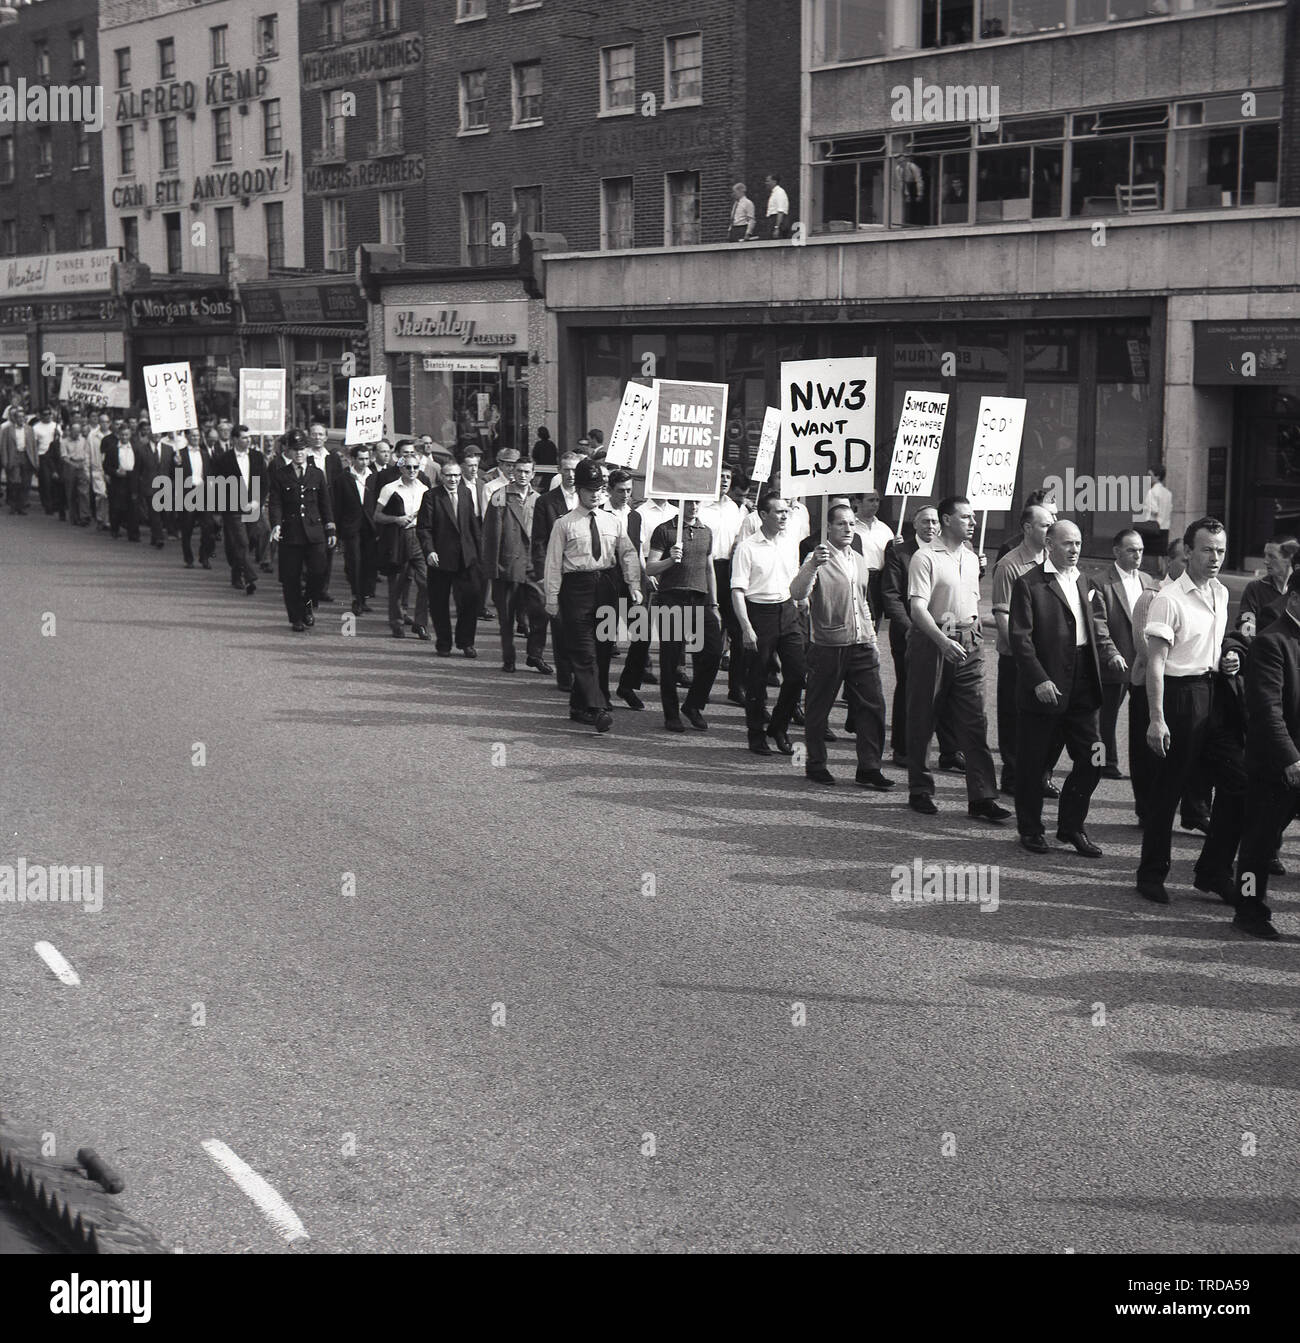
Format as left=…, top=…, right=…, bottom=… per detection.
left=562, top=300, right=1161, bottom=552
left=239, top=280, right=368, bottom=438
left=126, top=284, right=238, bottom=421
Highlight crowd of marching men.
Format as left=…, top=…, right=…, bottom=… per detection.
left=2, top=402, right=1295, bottom=942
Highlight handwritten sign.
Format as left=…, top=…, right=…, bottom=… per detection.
left=645, top=379, right=727, bottom=501
left=750, top=407, right=781, bottom=485
left=143, top=362, right=198, bottom=432
left=238, top=368, right=287, bottom=436
left=779, top=358, right=876, bottom=499
left=605, top=382, right=658, bottom=470
left=886, top=391, right=949, bottom=497
left=345, top=374, right=387, bottom=444
left=59, top=365, right=130, bottom=409
left=965, top=396, right=1026, bottom=511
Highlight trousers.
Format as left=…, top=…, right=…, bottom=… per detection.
left=906, top=624, right=997, bottom=803
left=1014, top=668, right=1102, bottom=837
left=805, top=641, right=886, bottom=773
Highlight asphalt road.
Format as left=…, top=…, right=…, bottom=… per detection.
left=1, top=513, right=1296, bottom=1254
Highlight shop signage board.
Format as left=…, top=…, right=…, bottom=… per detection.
left=421, top=357, right=500, bottom=373
left=385, top=302, right=528, bottom=354
left=239, top=369, right=287, bottom=436
left=644, top=379, right=727, bottom=502
left=1193, top=321, right=1300, bottom=384
left=779, top=358, right=877, bottom=498
left=2, top=251, right=116, bottom=298
left=143, top=362, right=199, bottom=433
left=886, top=391, right=949, bottom=497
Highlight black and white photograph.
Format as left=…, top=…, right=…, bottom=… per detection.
left=0, top=0, right=1295, bottom=1308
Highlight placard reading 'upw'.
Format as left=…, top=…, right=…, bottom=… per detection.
left=143, top=362, right=198, bottom=433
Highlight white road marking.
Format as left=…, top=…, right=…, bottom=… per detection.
left=34, top=941, right=80, bottom=986
left=200, top=1139, right=309, bottom=1244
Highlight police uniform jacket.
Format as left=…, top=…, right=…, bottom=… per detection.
left=268, top=460, right=336, bottom=546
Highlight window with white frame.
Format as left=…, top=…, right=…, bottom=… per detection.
left=379, top=190, right=405, bottom=259
left=379, top=79, right=402, bottom=146
left=161, top=117, right=179, bottom=171
left=665, top=33, right=702, bottom=105
left=458, top=0, right=487, bottom=18
left=35, top=42, right=50, bottom=81
left=323, top=89, right=348, bottom=154
left=513, top=185, right=543, bottom=250
left=263, top=99, right=282, bottom=155
left=71, top=31, right=86, bottom=75
left=258, top=15, right=279, bottom=58
left=118, top=124, right=135, bottom=175
left=462, top=191, right=490, bottom=265
left=115, top=47, right=131, bottom=88
left=158, top=38, right=175, bottom=81
left=513, top=62, right=542, bottom=125
left=216, top=206, right=235, bottom=274
left=76, top=210, right=93, bottom=249
left=324, top=198, right=348, bottom=271
left=0, top=220, right=17, bottom=255
left=122, top=217, right=139, bottom=263
left=213, top=107, right=233, bottom=163
left=601, top=45, right=635, bottom=115
left=264, top=201, right=285, bottom=268
left=211, top=25, right=228, bottom=69
left=666, top=171, right=701, bottom=245
left=35, top=130, right=52, bottom=176
left=74, top=123, right=91, bottom=169
left=376, top=0, right=399, bottom=29
left=601, top=177, right=635, bottom=250
left=460, top=70, right=487, bottom=131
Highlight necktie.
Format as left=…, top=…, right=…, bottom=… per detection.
left=589, top=512, right=602, bottom=563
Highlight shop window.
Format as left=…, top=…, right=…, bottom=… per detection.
left=321, top=1, right=344, bottom=44
left=264, top=202, right=285, bottom=269
left=1094, top=322, right=1153, bottom=539
left=676, top=333, right=716, bottom=382
left=211, top=25, right=228, bottom=69
left=0, top=137, right=13, bottom=186
left=75, top=210, right=92, bottom=250
left=462, top=191, right=489, bottom=265
left=665, top=33, right=702, bottom=106
left=723, top=333, right=772, bottom=472
left=601, top=45, right=635, bottom=115
left=946, top=329, right=1011, bottom=500
left=812, top=1, right=888, bottom=63
left=39, top=216, right=56, bottom=253
left=213, top=108, right=233, bottom=164
left=512, top=62, right=542, bottom=126
left=1022, top=327, right=1080, bottom=524
left=164, top=212, right=182, bottom=273
left=460, top=70, right=487, bottom=132
left=115, top=48, right=131, bottom=89
left=263, top=100, right=282, bottom=156
left=158, top=38, right=175, bottom=82
left=666, top=171, right=701, bottom=246
left=583, top=333, right=632, bottom=451
left=161, top=117, right=179, bottom=171
left=323, top=198, right=348, bottom=271
left=217, top=207, right=235, bottom=275
left=122, top=217, right=139, bottom=263
left=379, top=190, right=405, bottom=260
left=601, top=177, right=635, bottom=250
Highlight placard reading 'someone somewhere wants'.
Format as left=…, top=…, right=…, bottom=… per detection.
left=644, top=379, right=727, bottom=501
left=886, top=391, right=949, bottom=497
left=143, top=362, right=198, bottom=433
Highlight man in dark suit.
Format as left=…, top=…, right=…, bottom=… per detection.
left=332, top=444, right=378, bottom=616
left=1009, top=519, right=1125, bottom=857
left=1234, top=558, right=1300, bottom=939
left=426, top=457, right=482, bottom=656
left=1093, top=527, right=1159, bottom=779
left=212, top=425, right=266, bottom=594
left=482, top=454, right=549, bottom=673
left=0, top=404, right=37, bottom=514
left=100, top=418, right=140, bottom=540
left=1236, top=534, right=1298, bottom=639
left=134, top=422, right=167, bottom=549
left=307, top=421, right=344, bottom=602
left=173, top=428, right=218, bottom=569
left=267, top=427, right=336, bottom=631
left=530, top=454, right=578, bottom=691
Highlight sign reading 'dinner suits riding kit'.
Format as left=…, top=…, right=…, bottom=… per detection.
left=779, top=358, right=876, bottom=498
left=645, top=379, right=727, bottom=501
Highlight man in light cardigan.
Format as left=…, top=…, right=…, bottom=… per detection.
left=790, top=502, right=895, bottom=790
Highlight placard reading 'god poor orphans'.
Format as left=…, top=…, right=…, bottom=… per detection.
left=344, top=375, right=388, bottom=445
left=779, top=358, right=876, bottom=498
left=644, top=379, right=727, bottom=501
left=964, top=396, right=1026, bottom=511
left=143, top=362, right=198, bottom=433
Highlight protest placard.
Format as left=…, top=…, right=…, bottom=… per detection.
left=604, top=382, right=658, bottom=470
left=886, top=391, right=948, bottom=497
left=750, top=407, right=781, bottom=485
left=59, top=365, right=130, bottom=409
left=779, top=358, right=876, bottom=498
left=238, top=369, right=287, bottom=436
left=345, top=375, right=388, bottom=444
left=142, top=362, right=198, bottom=433
left=644, top=379, right=727, bottom=501
left=965, top=396, right=1026, bottom=511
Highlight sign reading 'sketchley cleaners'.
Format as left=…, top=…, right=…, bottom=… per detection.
left=384, top=302, right=528, bottom=354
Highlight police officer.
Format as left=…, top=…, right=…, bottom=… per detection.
left=267, top=427, right=336, bottom=632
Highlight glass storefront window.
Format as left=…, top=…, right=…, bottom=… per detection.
left=676, top=332, right=717, bottom=381
left=1094, top=322, right=1152, bottom=543
left=723, top=333, right=770, bottom=472
left=1022, top=327, right=1080, bottom=525
left=812, top=0, right=889, bottom=63
left=583, top=332, right=629, bottom=449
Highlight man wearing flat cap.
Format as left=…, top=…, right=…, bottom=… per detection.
left=267, top=427, right=336, bottom=632
left=544, top=459, right=641, bottom=732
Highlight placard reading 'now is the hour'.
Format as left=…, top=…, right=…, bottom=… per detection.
left=645, top=379, right=727, bottom=501
left=345, top=375, right=388, bottom=445
left=779, top=358, right=876, bottom=499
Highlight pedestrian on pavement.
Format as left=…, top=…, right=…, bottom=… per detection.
left=101, top=417, right=139, bottom=541
left=1009, top=519, right=1125, bottom=857
left=4, top=405, right=39, bottom=515
left=374, top=446, right=433, bottom=640
left=426, top=457, right=482, bottom=657
left=731, top=491, right=806, bottom=757
left=1235, top=534, right=1298, bottom=638
left=1134, top=465, right=1174, bottom=578
left=647, top=498, right=722, bottom=732
left=32, top=405, right=62, bottom=518
left=1094, top=527, right=1159, bottom=778
left=332, top=444, right=377, bottom=617
left=729, top=182, right=757, bottom=242
left=212, top=425, right=263, bottom=596
left=544, top=458, right=642, bottom=733
left=905, top=495, right=1009, bottom=821
left=792, top=502, right=893, bottom=789
left=1136, top=517, right=1245, bottom=908
left=59, top=416, right=92, bottom=527
left=482, top=453, right=551, bottom=674
left=267, top=427, right=336, bottom=632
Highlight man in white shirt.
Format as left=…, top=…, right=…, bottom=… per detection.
left=176, top=426, right=218, bottom=569
left=764, top=174, right=789, bottom=238
left=1136, top=516, right=1245, bottom=907
left=732, top=491, right=806, bottom=756
left=308, top=420, right=341, bottom=602
left=374, top=447, right=433, bottom=640
left=87, top=412, right=110, bottom=529
left=1093, top=527, right=1159, bottom=778
left=1135, top=464, right=1174, bottom=577
left=729, top=182, right=756, bottom=242
left=851, top=489, right=895, bottom=627
left=32, top=405, right=62, bottom=517
left=701, top=465, right=745, bottom=700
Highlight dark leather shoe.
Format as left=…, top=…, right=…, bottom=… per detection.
left=619, top=689, right=645, bottom=711
left=435, top=648, right=452, bottom=657
left=1233, top=909, right=1280, bottom=939
left=303, top=610, right=315, bottom=627
left=664, top=718, right=686, bottom=733
left=968, top=799, right=1012, bottom=823
left=501, top=662, right=517, bottom=673
left=244, top=582, right=256, bottom=596
left=570, top=709, right=595, bottom=724
left=1181, top=817, right=1211, bottom=835
left=1042, top=780, right=1061, bottom=800
left=1100, top=764, right=1124, bottom=780
left=291, top=620, right=306, bottom=632
left=805, top=766, right=836, bottom=785
left=403, top=616, right=415, bottom=628
left=790, top=706, right=805, bottom=727
left=1020, top=833, right=1051, bottom=855
left=1136, top=881, right=1170, bottom=905
left=855, top=769, right=896, bottom=791
left=769, top=731, right=795, bottom=755
left=391, top=625, right=406, bottom=638
left=642, top=670, right=659, bottom=686
left=593, top=710, right=613, bottom=733
left=1194, top=875, right=1239, bottom=906
left=939, top=753, right=967, bottom=773
left=749, top=734, right=773, bottom=756
left=823, top=727, right=837, bottom=742
left=414, top=626, right=432, bottom=642
left=1058, top=829, right=1103, bottom=858
left=462, top=646, right=478, bottom=659
left=1269, top=857, right=1286, bottom=876
left=526, top=658, right=554, bottom=676
left=909, top=793, right=938, bottom=815
left=727, top=691, right=747, bottom=707
left=683, top=708, right=708, bottom=731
